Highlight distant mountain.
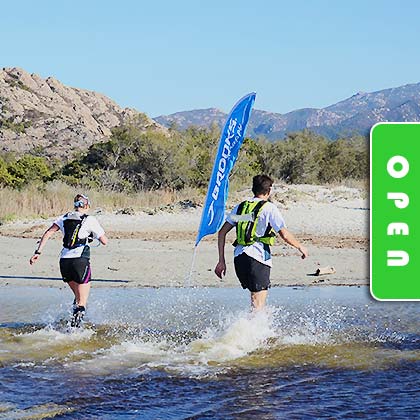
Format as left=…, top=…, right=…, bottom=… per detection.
left=0, top=67, right=165, bottom=158
left=154, top=83, right=420, bottom=139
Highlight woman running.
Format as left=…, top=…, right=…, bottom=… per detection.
left=30, top=194, right=108, bottom=327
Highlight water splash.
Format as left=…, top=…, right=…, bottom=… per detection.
left=0, top=287, right=419, bottom=374
left=190, top=307, right=277, bottom=363
left=61, top=308, right=277, bottom=377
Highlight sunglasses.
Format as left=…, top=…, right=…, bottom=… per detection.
left=74, top=194, right=91, bottom=208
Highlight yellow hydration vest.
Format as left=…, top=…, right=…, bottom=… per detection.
left=235, top=200, right=276, bottom=246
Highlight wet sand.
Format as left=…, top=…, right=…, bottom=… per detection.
left=0, top=184, right=369, bottom=288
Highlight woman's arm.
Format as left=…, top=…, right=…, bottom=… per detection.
left=98, top=234, right=108, bottom=246
left=29, top=223, right=60, bottom=265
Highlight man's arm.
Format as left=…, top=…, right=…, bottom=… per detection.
left=279, top=227, right=308, bottom=259
left=214, top=222, right=234, bottom=279
left=29, top=223, right=60, bottom=265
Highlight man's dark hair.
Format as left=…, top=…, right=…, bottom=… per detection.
left=252, top=174, right=273, bottom=196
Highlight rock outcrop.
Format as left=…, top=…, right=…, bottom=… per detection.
left=0, top=67, right=164, bottom=158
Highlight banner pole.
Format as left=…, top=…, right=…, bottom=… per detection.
left=184, top=245, right=199, bottom=287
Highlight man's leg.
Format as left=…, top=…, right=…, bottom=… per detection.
left=250, top=290, right=268, bottom=311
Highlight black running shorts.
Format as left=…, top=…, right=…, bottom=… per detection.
left=59, top=258, right=91, bottom=284
left=234, top=252, right=271, bottom=292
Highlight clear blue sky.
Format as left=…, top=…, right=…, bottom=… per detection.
left=2, top=0, right=420, bottom=116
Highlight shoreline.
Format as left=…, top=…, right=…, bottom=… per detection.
left=0, top=185, right=369, bottom=289
left=0, top=236, right=368, bottom=289
left=0, top=280, right=367, bottom=289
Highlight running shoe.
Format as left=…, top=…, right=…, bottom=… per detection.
left=71, top=305, right=86, bottom=328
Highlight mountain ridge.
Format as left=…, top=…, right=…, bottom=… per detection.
left=154, top=82, right=420, bottom=139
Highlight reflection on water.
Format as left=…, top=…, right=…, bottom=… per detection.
left=0, top=286, right=419, bottom=419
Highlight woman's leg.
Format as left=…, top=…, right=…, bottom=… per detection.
left=68, top=281, right=78, bottom=302
left=75, top=283, right=91, bottom=307
left=68, top=281, right=91, bottom=307
left=69, top=283, right=90, bottom=327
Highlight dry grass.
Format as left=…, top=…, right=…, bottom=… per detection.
left=324, top=178, right=369, bottom=199
left=0, top=182, right=206, bottom=221
left=324, top=177, right=368, bottom=190
left=0, top=178, right=368, bottom=222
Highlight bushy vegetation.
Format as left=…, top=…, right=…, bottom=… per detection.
left=0, top=154, right=52, bottom=188
left=0, top=121, right=369, bottom=194
left=261, top=131, right=368, bottom=184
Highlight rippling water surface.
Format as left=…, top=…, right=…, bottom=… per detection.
left=0, top=286, right=419, bottom=419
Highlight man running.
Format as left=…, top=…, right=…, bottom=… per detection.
left=215, top=175, right=308, bottom=310
left=30, top=194, right=108, bottom=327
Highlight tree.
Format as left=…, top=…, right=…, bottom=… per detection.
left=180, top=126, right=219, bottom=188
left=0, top=157, right=15, bottom=187
left=320, top=136, right=368, bottom=182
left=230, top=137, right=263, bottom=187
left=7, top=155, right=51, bottom=188
left=267, top=131, right=328, bottom=183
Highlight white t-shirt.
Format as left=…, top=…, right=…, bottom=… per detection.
left=226, top=198, right=286, bottom=267
left=54, top=212, right=105, bottom=259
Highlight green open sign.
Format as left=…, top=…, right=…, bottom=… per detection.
left=371, top=123, right=420, bottom=300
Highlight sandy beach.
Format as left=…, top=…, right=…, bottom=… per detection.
left=0, top=184, right=369, bottom=289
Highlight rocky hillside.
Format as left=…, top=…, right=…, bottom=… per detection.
left=155, top=83, right=420, bottom=139
left=0, top=67, right=164, bottom=158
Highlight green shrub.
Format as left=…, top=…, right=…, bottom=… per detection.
left=0, top=157, right=15, bottom=187
left=6, top=155, right=52, bottom=188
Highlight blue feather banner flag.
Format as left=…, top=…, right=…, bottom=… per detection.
left=195, top=92, right=256, bottom=246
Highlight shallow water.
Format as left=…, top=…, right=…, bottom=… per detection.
left=0, top=286, right=419, bottom=419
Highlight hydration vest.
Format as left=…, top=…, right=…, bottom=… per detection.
left=62, top=213, right=88, bottom=249
left=235, top=200, right=276, bottom=246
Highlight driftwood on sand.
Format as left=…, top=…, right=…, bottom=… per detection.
left=315, top=266, right=336, bottom=276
